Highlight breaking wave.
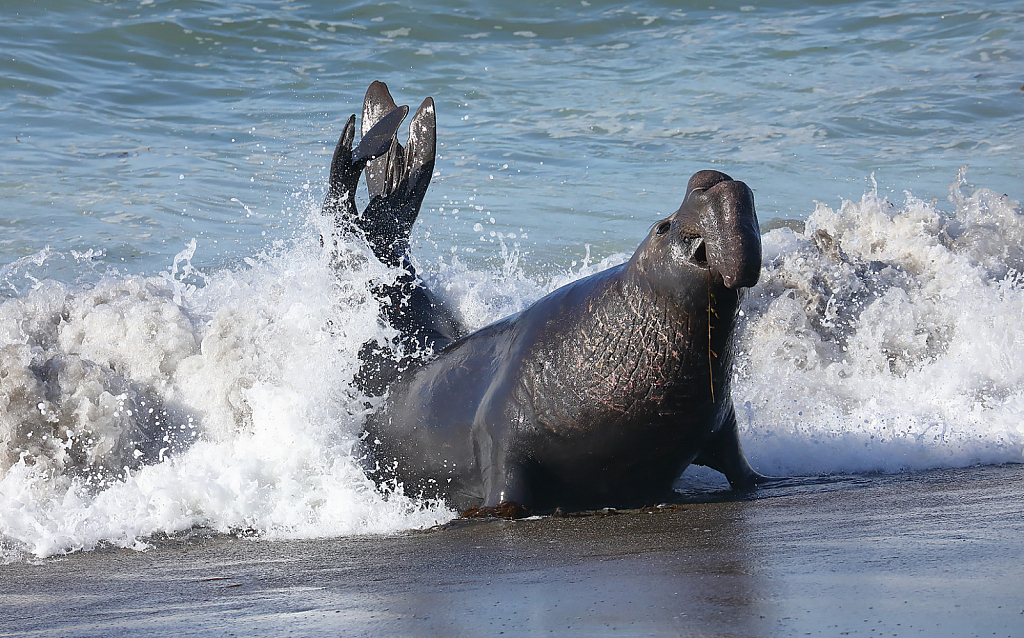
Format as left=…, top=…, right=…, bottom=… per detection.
left=2, top=168, right=1022, bottom=560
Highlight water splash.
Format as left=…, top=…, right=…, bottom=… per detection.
left=735, top=169, right=1024, bottom=475
left=0, top=225, right=452, bottom=560
left=2, top=170, right=1022, bottom=560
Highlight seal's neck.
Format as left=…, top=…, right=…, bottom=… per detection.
left=613, top=266, right=742, bottom=390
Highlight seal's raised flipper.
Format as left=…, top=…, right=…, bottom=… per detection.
left=362, top=81, right=404, bottom=199
left=358, top=81, right=437, bottom=266
left=321, top=82, right=461, bottom=396
left=354, top=104, right=409, bottom=165
left=322, top=105, right=409, bottom=224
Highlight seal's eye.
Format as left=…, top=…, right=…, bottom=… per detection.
left=656, top=221, right=671, bottom=236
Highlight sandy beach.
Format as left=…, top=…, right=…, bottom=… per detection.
left=2, top=463, right=1021, bottom=637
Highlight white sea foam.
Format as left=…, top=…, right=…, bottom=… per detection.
left=735, top=169, right=1024, bottom=475
left=1, top=170, right=1022, bottom=560
left=0, top=224, right=453, bottom=560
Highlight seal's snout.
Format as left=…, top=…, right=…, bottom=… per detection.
left=685, top=170, right=732, bottom=199
left=676, top=170, right=762, bottom=290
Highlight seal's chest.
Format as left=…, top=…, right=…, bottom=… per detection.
left=581, top=345, right=710, bottom=410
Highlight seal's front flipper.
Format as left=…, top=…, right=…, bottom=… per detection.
left=693, top=408, right=766, bottom=491
left=461, top=462, right=532, bottom=519
left=469, top=459, right=533, bottom=512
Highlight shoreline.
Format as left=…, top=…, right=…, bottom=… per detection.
left=2, top=464, right=1022, bottom=637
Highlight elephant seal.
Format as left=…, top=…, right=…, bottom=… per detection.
left=323, top=82, right=765, bottom=515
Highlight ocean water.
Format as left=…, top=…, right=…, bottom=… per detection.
left=1, top=0, right=1022, bottom=560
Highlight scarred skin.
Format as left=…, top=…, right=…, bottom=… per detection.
left=325, top=82, right=765, bottom=515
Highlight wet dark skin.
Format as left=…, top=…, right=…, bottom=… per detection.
left=323, top=82, right=766, bottom=516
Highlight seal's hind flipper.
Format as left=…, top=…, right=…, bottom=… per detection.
left=322, top=105, right=408, bottom=223
left=362, top=81, right=406, bottom=200
left=358, top=86, right=438, bottom=266
left=353, top=104, right=408, bottom=166
left=360, top=84, right=436, bottom=218
left=320, top=82, right=462, bottom=396
left=403, top=97, right=437, bottom=223
left=322, top=114, right=358, bottom=221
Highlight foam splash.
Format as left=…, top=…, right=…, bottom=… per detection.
left=735, top=169, right=1024, bottom=475
left=1, top=225, right=453, bottom=561
left=2, top=169, right=1023, bottom=561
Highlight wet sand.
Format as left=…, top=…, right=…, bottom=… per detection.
left=2, top=464, right=1022, bottom=637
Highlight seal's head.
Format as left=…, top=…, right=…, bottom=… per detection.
left=634, top=170, right=761, bottom=294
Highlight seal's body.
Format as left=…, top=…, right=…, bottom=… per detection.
left=325, top=82, right=764, bottom=514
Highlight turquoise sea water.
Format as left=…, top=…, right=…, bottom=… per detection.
left=4, top=0, right=1021, bottom=272
left=1, top=0, right=1022, bottom=558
